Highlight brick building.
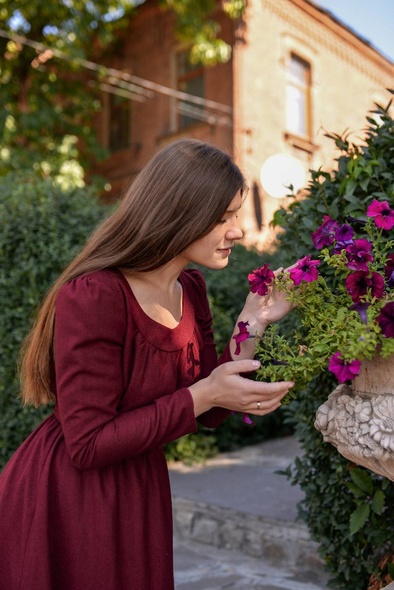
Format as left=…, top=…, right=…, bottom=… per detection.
left=94, top=0, right=394, bottom=247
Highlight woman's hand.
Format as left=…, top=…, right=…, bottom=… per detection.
left=229, top=267, right=295, bottom=359
left=243, top=267, right=294, bottom=331
left=189, top=359, right=294, bottom=417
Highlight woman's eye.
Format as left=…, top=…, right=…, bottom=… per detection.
left=219, top=213, right=238, bottom=225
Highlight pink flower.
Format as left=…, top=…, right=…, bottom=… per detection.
left=232, top=321, right=251, bottom=355
left=231, top=411, right=255, bottom=426
left=345, top=270, right=385, bottom=302
left=345, top=239, right=373, bottom=271
left=376, top=301, right=394, bottom=338
left=333, top=224, right=354, bottom=253
left=289, top=255, right=320, bottom=286
left=328, top=351, right=361, bottom=383
left=384, top=253, right=394, bottom=288
left=242, top=413, right=256, bottom=426
left=248, top=264, right=275, bottom=296
left=366, top=199, right=394, bottom=230
left=312, top=216, right=339, bottom=249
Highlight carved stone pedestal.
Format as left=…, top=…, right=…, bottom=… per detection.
left=314, top=354, right=394, bottom=481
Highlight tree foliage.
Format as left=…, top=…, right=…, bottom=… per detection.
left=0, top=1, right=244, bottom=179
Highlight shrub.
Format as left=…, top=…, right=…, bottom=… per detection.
left=0, top=172, right=108, bottom=470
left=271, top=94, right=394, bottom=589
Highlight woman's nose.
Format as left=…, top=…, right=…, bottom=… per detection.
left=226, top=221, right=244, bottom=241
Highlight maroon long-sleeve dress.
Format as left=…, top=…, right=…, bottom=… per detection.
left=0, top=268, right=231, bottom=590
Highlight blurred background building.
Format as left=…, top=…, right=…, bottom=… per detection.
left=93, top=0, right=394, bottom=247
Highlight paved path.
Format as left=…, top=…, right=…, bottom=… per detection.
left=170, top=436, right=331, bottom=589
left=174, top=534, right=328, bottom=590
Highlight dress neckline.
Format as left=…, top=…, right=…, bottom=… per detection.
left=111, top=268, right=194, bottom=351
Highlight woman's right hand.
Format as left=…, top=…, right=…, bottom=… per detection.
left=188, top=359, right=294, bottom=418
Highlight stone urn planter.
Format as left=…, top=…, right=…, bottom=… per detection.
left=314, top=354, right=394, bottom=481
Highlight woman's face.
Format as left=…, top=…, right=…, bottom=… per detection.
left=178, top=191, right=244, bottom=270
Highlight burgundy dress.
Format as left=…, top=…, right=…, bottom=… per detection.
left=0, top=268, right=230, bottom=590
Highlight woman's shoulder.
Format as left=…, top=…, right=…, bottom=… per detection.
left=55, top=269, right=128, bottom=338
left=57, top=269, right=127, bottom=306
left=180, top=268, right=211, bottom=319
left=180, top=267, right=207, bottom=292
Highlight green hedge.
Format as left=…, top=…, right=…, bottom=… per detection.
left=0, top=172, right=108, bottom=469
left=272, top=94, right=394, bottom=589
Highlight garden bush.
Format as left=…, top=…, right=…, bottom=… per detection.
left=270, top=93, right=394, bottom=589
left=0, top=172, right=108, bottom=470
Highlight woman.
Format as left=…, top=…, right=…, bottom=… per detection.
left=0, top=139, right=294, bottom=590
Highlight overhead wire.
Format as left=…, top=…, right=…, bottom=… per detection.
left=0, top=28, right=233, bottom=126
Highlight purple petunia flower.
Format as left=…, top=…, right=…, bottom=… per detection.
left=248, top=264, right=275, bottom=296
left=376, top=301, right=394, bottom=338
left=366, top=199, right=394, bottom=230
left=312, top=216, right=340, bottom=249
left=350, top=301, right=370, bottom=324
left=233, top=321, right=251, bottom=355
left=289, top=255, right=320, bottom=286
left=345, top=239, right=373, bottom=271
left=384, top=253, right=394, bottom=288
left=328, top=351, right=361, bottom=383
left=333, top=224, right=355, bottom=253
left=242, top=413, right=256, bottom=426
left=345, top=271, right=385, bottom=302
left=231, top=411, right=256, bottom=426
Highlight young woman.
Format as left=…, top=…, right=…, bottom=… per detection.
left=0, top=139, right=294, bottom=590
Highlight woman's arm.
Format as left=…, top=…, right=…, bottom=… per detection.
left=54, top=273, right=198, bottom=470
left=228, top=269, right=294, bottom=360
left=186, top=269, right=294, bottom=426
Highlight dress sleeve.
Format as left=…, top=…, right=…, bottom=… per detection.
left=54, top=272, right=197, bottom=470
left=185, top=269, right=231, bottom=428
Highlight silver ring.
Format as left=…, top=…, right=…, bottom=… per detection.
left=257, top=401, right=261, bottom=410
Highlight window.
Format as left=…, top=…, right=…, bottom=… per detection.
left=176, top=51, right=205, bottom=129
left=285, top=53, right=311, bottom=138
left=108, top=94, right=131, bottom=152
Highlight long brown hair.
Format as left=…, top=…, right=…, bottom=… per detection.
left=20, top=139, right=247, bottom=406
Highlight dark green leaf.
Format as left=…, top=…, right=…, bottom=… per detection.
left=350, top=504, right=370, bottom=535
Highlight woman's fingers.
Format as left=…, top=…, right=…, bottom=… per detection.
left=218, top=360, right=294, bottom=393
left=222, top=358, right=261, bottom=374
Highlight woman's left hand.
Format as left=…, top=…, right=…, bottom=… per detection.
left=230, top=268, right=294, bottom=360
left=245, top=268, right=294, bottom=331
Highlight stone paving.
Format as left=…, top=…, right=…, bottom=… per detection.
left=174, top=534, right=329, bottom=590
left=170, top=436, right=331, bottom=590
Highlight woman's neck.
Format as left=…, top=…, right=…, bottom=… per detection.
left=120, top=261, right=185, bottom=328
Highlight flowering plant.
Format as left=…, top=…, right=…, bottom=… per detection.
left=239, top=199, right=394, bottom=403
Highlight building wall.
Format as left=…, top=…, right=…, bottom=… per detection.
left=94, top=1, right=236, bottom=197
left=93, top=0, right=394, bottom=248
left=234, top=0, right=394, bottom=247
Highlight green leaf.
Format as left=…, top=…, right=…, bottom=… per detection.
left=349, top=468, right=374, bottom=495
left=371, top=490, right=385, bottom=515
left=345, top=482, right=365, bottom=498
left=350, top=504, right=370, bottom=535
left=344, top=179, right=357, bottom=199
